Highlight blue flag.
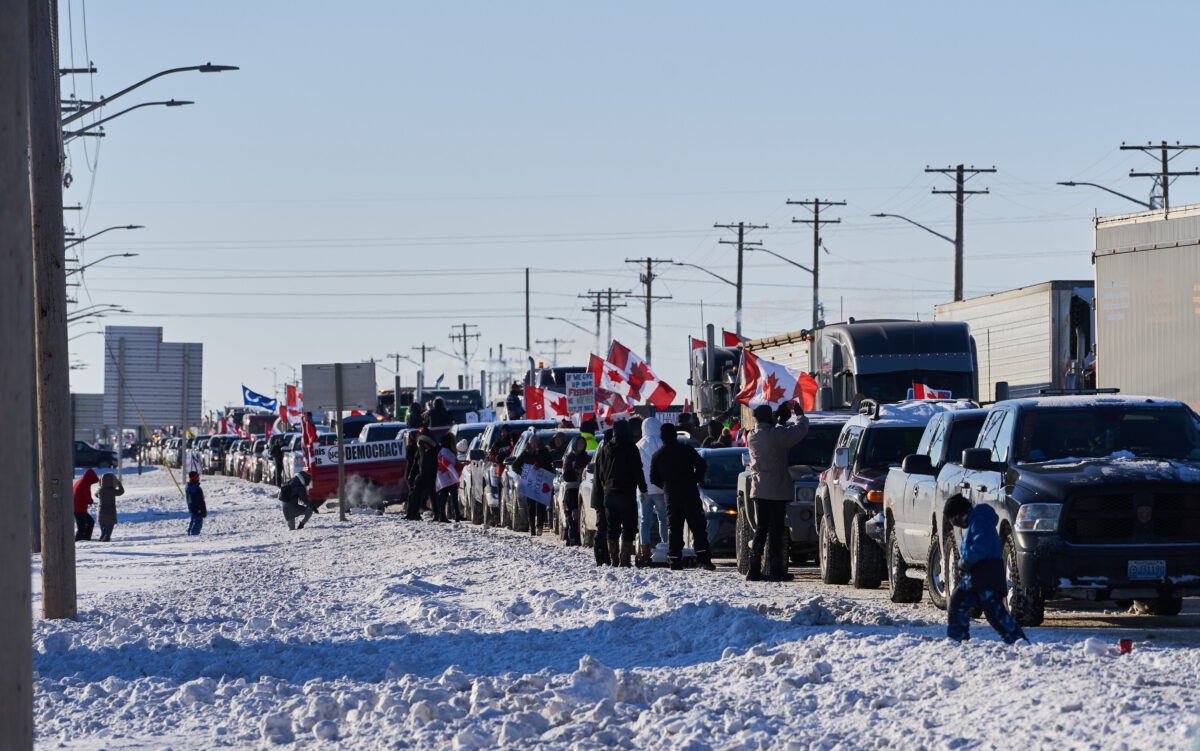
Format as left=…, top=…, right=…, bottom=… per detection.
left=242, top=385, right=278, bottom=411
left=434, top=374, right=445, bottom=389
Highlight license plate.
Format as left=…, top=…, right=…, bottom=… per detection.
left=1128, top=560, right=1166, bottom=581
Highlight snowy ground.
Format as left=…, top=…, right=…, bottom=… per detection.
left=32, top=469, right=1200, bottom=750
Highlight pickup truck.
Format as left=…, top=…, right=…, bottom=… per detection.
left=880, top=409, right=988, bottom=606
left=955, top=394, right=1200, bottom=625
left=816, top=399, right=976, bottom=589
left=734, top=413, right=847, bottom=575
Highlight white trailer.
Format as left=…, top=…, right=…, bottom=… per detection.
left=933, top=281, right=1094, bottom=402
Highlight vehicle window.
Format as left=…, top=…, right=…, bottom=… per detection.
left=701, top=452, right=746, bottom=490
left=786, top=425, right=842, bottom=466
left=844, top=426, right=865, bottom=466
left=944, top=417, right=985, bottom=466
left=989, top=411, right=1015, bottom=463
left=858, top=427, right=925, bottom=467
left=364, top=425, right=403, bottom=442
left=975, top=410, right=1004, bottom=452
left=921, top=416, right=946, bottom=460
left=1016, top=406, right=1200, bottom=462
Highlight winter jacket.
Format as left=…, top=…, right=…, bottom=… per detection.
left=595, top=422, right=647, bottom=497
left=73, top=469, right=99, bottom=514
left=745, top=417, right=810, bottom=501
left=97, top=473, right=124, bottom=526
left=512, top=445, right=553, bottom=476
left=415, top=434, right=440, bottom=489
left=958, top=504, right=1005, bottom=592
left=426, top=400, right=453, bottom=433
left=405, top=404, right=426, bottom=429
left=562, top=449, right=589, bottom=486
left=279, top=475, right=310, bottom=520
left=701, top=421, right=724, bottom=448
left=649, top=439, right=706, bottom=504
left=636, top=418, right=664, bottom=494
left=186, top=481, right=207, bottom=517
left=505, top=392, right=524, bottom=420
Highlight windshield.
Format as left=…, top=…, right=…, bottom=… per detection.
left=1016, top=406, right=1200, bottom=462
left=534, top=430, right=581, bottom=460
left=859, top=427, right=925, bottom=468
left=787, top=425, right=842, bottom=467
left=364, top=425, right=403, bottom=442
left=855, top=371, right=974, bottom=403
left=702, top=452, right=746, bottom=489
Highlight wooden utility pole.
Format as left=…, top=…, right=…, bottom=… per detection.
left=449, top=323, right=480, bottom=386
left=715, top=222, right=766, bottom=338
left=1, top=0, right=36, bottom=743
left=926, top=165, right=994, bottom=301
left=1121, top=141, right=1200, bottom=211
left=535, top=338, right=573, bottom=367
left=624, top=259, right=672, bottom=363
left=580, top=288, right=630, bottom=353
left=30, top=0, right=76, bottom=620
left=524, top=268, right=530, bottom=355
left=789, top=199, right=845, bottom=329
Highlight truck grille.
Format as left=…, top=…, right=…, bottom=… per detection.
left=1062, top=491, right=1200, bottom=543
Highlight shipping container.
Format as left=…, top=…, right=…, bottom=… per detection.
left=1093, top=204, right=1200, bottom=410
left=933, top=281, right=1094, bottom=401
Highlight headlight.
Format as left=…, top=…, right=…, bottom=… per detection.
left=1015, top=503, right=1062, bottom=532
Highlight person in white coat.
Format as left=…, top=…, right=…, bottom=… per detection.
left=636, top=416, right=668, bottom=563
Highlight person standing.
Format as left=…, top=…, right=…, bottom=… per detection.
left=745, top=403, right=809, bottom=581
left=505, top=383, right=525, bottom=420
left=405, top=401, right=426, bottom=429
left=945, top=498, right=1029, bottom=644
left=512, top=435, right=553, bottom=535
left=561, top=436, right=588, bottom=546
left=96, top=472, right=125, bottom=542
left=701, top=421, right=724, bottom=448
left=635, top=417, right=668, bottom=564
left=186, top=471, right=207, bottom=535
left=269, top=435, right=285, bottom=486
left=426, top=397, right=454, bottom=438
left=594, top=420, right=646, bottom=567
left=404, top=430, right=423, bottom=519
left=435, top=434, right=464, bottom=522
left=413, top=430, right=440, bottom=521
left=279, top=470, right=313, bottom=530
left=72, top=468, right=99, bottom=541
left=650, top=422, right=715, bottom=571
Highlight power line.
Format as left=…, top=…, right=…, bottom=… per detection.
left=579, top=288, right=630, bottom=354
left=788, top=198, right=845, bottom=329
left=714, top=221, right=767, bottom=338
left=1120, top=140, right=1200, bottom=210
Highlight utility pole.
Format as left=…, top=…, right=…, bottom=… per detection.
left=383, top=353, right=404, bottom=420
left=412, top=343, right=432, bottom=368
left=925, top=164, right=994, bottom=301
left=449, top=324, right=480, bottom=387
left=580, top=288, right=630, bottom=353
left=624, top=259, right=672, bottom=363
left=1121, top=141, right=1200, bottom=211
left=715, top=221, right=767, bottom=338
left=535, top=338, right=573, bottom=367
left=1, top=0, right=36, bottom=742
left=525, top=268, right=530, bottom=355
left=31, top=0, right=76, bottom=621
left=788, top=199, right=845, bottom=330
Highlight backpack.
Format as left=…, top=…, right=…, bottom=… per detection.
left=278, top=482, right=293, bottom=503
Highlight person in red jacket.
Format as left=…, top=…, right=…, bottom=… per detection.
left=73, top=468, right=99, bottom=541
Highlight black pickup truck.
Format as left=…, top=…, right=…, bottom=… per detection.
left=954, top=394, right=1200, bottom=626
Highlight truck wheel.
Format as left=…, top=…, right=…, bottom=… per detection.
left=849, top=514, right=883, bottom=589
left=1003, top=535, right=1045, bottom=627
left=887, top=527, right=923, bottom=603
left=925, top=527, right=949, bottom=609
left=818, top=512, right=851, bottom=585
left=1132, top=593, right=1183, bottom=616
left=735, top=496, right=752, bottom=575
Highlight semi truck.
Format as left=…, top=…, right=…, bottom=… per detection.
left=933, top=281, right=1095, bottom=403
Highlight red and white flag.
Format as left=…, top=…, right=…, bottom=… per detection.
left=606, top=340, right=676, bottom=409
left=723, top=330, right=745, bottom=347
left=284, top=385, right=303, bottom=425
left=525, top=385, right=572, bottom=420
left=301, top=414, right=318, bottom=471
left=436, top=447, right=463, bottom=491
left=589, top=353, right=634, bottom=404
left=912, top=383, right=951, bottom=400
left=219, top=417, right=228, bottom=435
left=690, top=336, right=706, bottom=351
left=735, top=349, right=818, bottom=411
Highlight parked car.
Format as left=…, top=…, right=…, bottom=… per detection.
left=949, top=394, right=1200, bottom=625
left=881, top=408, right=988, bottom=605
left=247, top=439, right=267, bottom=482
left=817, top=400, right=976, bottom=589
left=201, top=435, right=239, bottom=475
left=359, top=422, right=406, bottom=443
left=734, top=413, right=848, bottom=575
left=73, top=440, right=116, bottom=469
left=465, top=421, right=555, bottom=525
left=697, top=447, right=748, bottom=559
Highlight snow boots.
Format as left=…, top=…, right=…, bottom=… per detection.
left=619, top=539, right=634, bottom=568
left=636, top=544, right=653, bottom=567
left=607, top=539, right=621, bottom=567
left=697, top=552, right=716, bottom=572
left=746, top=555, right=764, bottom=581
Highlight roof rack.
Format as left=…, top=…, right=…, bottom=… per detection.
left=1037, top=388, right=1120, bottom=396
left=857, top=398, right=882, bottom=419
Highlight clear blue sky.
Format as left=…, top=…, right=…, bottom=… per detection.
left=63, top=0, right=1200, bottom=411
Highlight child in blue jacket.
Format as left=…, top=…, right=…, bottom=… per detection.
left=186, top=472, right=207, bottom=535
left=945, top=498, right=1028, bottom=644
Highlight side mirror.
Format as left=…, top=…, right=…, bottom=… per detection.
left=741, top=453, right=751, bottom=468
left=962, top=448, right=998, bottom=471
left=469, top=449, right=485, bottom=461
left=901, top=453, right=935, bottom=476
left=552, top=459, right=563, bottom=470
left=586, top=462, right=595, bottom=473
left=833, top=446, right=849, bottom=469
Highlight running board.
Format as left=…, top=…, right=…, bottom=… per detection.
left=904, top=568, right=926, bottom=580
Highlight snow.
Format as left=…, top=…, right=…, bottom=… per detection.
left=32, top=468, right=1200, bottom=749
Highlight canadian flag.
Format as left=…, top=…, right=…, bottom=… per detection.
left=912, top=383, right=951, bottom=400
left=722, top=330, right=745, bottom=347
left=589, top=353, right=636, bottom=403
left=284, top=385, right=303, bottom=425
left=524, top=385, right=571, bottom=420
left=735, top=349, right=818, bottom=411
left=301, top=413, right=318, bottom=471
left=219, top=417, right=228, bottom=435
left=436, top=447, right=463, bottom=491
left=606, top=340, right=676, bottom=409
left=690, top=336, right=706, bottom=351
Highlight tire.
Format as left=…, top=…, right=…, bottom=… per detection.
left=926, top=527, right=949, bottom=609
left=818, top=512, right=851, bottom=585
left=1003, top=535, right=1045, bottom=627
left=849, top=514, right=884, bottom=589
left=887, top=527, right=923, bottom=603
left=735, top=496, right=752, bottom=575
left=1132, top=593, right=1183, bottom=616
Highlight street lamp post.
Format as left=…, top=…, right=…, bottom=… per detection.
left=63, top=100, right=193, bottom=141
left=65, top=252, right=137, bottom=276
left=546, top=316, right=596, bottom=336
left=1055, top=181, right=1154, bottom=210
left=871, top=212, right=959, bottom=299
left=64, top=224, right=143, bottom=250
left=670, top=261, right=737, bottom=340
left=60, top=63, right=237, bottom=127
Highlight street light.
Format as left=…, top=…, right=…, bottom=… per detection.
left=546, top=316, right=595, bottom=336
left=871, top=212, right=961, bottom=301
left=66, top=304, right=128, bottom=324
left=747, top=247, right=813, bottom=275
left=613, top=313, right=646, bottom=330
left=1055, top=181, right=1154, bottom=210
left=871, top=213, right=955, bottom=244
left=65, top=252, right=138, bottom=276
left=670, top=261, right=737, bottom=287
left=61, top=63, right=238, bottom=127
left=64, top=224, right=143, bottom=250
left=63, top=100, right=193, bottom=141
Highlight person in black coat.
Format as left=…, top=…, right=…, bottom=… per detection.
left=403, top=430, right=422, bottom=519
left=650, top=423, right=715, bottom=570
left=269, top=436, right=285, bottom=486
left=405, top=402, right=426, bottom=429
left=426, top=397, right=454, bottom=437
left=561, top=436, right=588, bottom=546
left=701, top=420, right=724, bottom=448
left=280, top=471, right=313, bottom=530
left=594, top=420, right=647, bottom=567
left=505, top=383, right=524, bottom=420
left=512, top=435, right=553, bottom=536
left=186, top=472, right=207, bottom=535
left=412, top=431, right=440, bottom=521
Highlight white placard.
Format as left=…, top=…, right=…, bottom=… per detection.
left=518, top=465, right=555, bottom=506
left=565, top=373, right=595, bottom=414
left=313, top=439, right=405, bottom=467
